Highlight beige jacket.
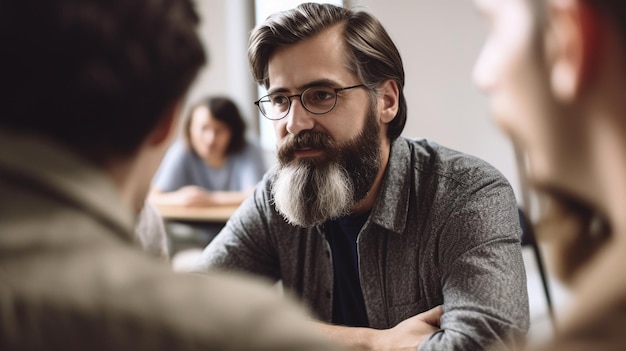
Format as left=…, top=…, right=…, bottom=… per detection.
left=0, top=130, right=341, bottom=351
left=135, top=202, right=169, bottom=260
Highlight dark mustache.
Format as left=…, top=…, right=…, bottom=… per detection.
left=278, top=131, right=334, bottom=162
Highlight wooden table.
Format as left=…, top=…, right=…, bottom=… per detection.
left=154, top=204, right=239, bottom=223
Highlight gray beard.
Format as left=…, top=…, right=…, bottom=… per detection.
left=271, top=104, right=381, bottom=228
left=271, top=161, right=353, bottom=227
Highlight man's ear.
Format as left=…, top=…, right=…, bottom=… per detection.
left=148, top=100, right=182, bottom=146
left=547, top=0, right=602, bottom=102
left=377, top=79, right=399, bottom=124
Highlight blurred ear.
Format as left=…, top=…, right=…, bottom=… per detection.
left=148, top=101, right=182, bottom=146
left=377, top=79, right=399, bottom=124
left=547, top=0, right=602, bottom=102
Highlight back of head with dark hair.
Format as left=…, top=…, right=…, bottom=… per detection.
left=183, top=96, right=247, bottom=156
left=0, top=0, right=206, bottom=162
left=248, top=2, right=407, bottom=140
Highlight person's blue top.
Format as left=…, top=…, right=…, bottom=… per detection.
left=153, top=139, right=267, bottom=192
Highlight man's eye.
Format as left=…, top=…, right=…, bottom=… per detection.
left=270, top=95, right=288, bottom=105
left=308, top=90, right=334, bottom=102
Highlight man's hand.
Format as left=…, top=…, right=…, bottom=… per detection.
left=314, top=305, right=443, bottom=351
left=372, top=305, right=443, bottom=351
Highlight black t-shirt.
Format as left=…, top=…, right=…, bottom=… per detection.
left=324, top=211, right=370, bottom=327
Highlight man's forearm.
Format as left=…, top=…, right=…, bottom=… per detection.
left=312, top=321, right=378, bottom=351
left=311, top=306, right=442, bottom=351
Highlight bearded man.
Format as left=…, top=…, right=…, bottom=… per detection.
left=196, top=3, right=529, bottom=350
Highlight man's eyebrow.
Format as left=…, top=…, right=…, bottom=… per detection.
left=268, top=79, right=340, bottom=95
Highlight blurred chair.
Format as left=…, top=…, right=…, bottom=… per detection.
left=515, top=143, right=556, bottom=331
left=519, top=207, right=555, bottom=331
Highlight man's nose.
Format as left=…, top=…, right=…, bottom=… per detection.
left=286, top=97, right=315, bottom=135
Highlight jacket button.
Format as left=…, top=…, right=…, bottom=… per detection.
left=325, top=291, right=331, bottom=299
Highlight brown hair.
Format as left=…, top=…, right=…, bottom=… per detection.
left=184, top=96, right=247, bottom=156
left=0, top=0, right=206, bottom=161
left=586, top=0, right=626, bottom=46
left=248, top=2, right=407, bottom=140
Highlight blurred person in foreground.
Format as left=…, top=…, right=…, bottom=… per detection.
left=474, top=0, right=626, bottom=349
left=197, top=2, right=529, bottom=350
left=0, top=0, right=343, bottom=350
left=135, top=203, right=169, bottom=261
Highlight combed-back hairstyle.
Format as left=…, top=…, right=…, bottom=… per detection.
left=248, top=2, right=407, bottom=140
left=183, top=96, right=247, bottom=156
left=0, top=0, right=206, bottom=162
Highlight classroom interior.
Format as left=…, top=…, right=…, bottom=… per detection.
left=164, top=0, right=573, bottom=346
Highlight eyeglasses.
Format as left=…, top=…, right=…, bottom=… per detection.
left=254, top=84, right=366, bottom=121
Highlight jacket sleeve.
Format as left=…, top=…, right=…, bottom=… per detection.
left=193, top=175, right=282, bottom=281
left=420, top=175, right=529, bottom=351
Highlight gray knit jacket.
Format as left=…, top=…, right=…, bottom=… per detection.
left=198, top=137, right=530, bottom=350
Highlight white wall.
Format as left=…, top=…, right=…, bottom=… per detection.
left=350, top=0, right=520, bottom=200
left=187, top=0, right=258, bottom=134
left=189, top=0, right=522, bottom=201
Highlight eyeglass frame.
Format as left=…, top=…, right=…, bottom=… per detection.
left=254, top=84, right=366, bottom=121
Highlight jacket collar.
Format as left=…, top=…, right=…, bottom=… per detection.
left=368, top=137, right=412, bottom=234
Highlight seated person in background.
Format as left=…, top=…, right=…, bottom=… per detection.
left=150, top=96, right=266, bottom=207
left=150, top=96, right=267, bottom=250
left=0, top=0, right=343, bottom=350
left=473, top=0, right=626, bottom=349
left=197, top=3, right=529, bottom=350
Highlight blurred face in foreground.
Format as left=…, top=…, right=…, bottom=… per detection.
left=473, top=0, right=582, bottom=193
left=474, top=0, right=626, bottom=285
